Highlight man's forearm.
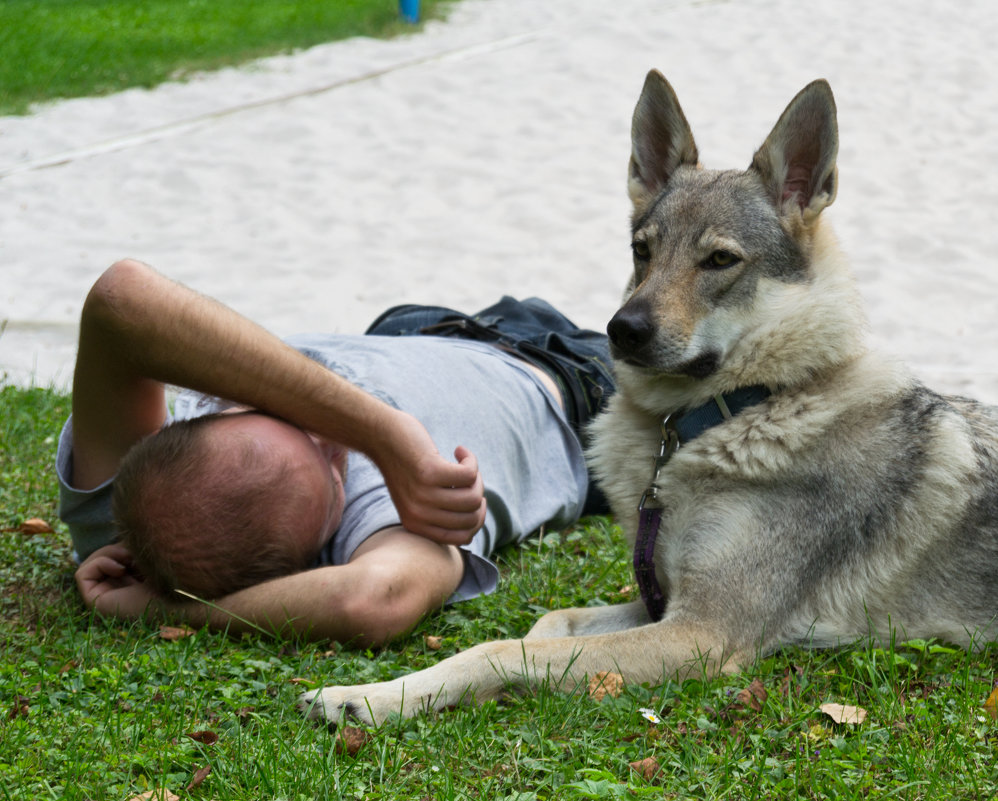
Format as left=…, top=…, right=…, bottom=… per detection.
left=71, top=260, right=485, bottom=541
left=167, top=557, right=449, bottom=647
left=77, top=261, right=408, bottom=460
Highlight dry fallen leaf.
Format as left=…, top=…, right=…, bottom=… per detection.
left=424, top=634, right=443, bottom=650
left=158, top=625, right=195, bottom=641
left=187, top=730, right=219, bottom=745
left=8, top=695, right=30, bottom=719
left=984, top=687, right=998, bottom=721
left=629, top=756, right=662, bottom=782
left=736, top=689, right=762, bottom=712
left=336, top=726, right=371, bottom=756
left=746, top=677, right=768, bottom=702
left=186, top=764, right=212, bottom=790
left=736, top=678, right=769, bottom=712
left=588, top=670, right=624, bottom=701
left=820, top=702, right=868, bottom=725
left=287, top=677, right=312, bottom=687
left=19, top=518, right=53, bottom=535
left=780, top=663, right=805, bottom=698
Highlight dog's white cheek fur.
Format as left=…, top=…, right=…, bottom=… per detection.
left=719, top=226, right=867, bottom=390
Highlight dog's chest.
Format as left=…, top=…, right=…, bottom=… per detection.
left=613, top=441, right=739, bottom=547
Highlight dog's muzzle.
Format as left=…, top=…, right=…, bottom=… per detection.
left=607, top=305, right=720, bottom=378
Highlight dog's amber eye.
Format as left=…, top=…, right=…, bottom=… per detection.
left=631, top=241, right=651, bottom=261
left=705, top=250, right=738, bottom=269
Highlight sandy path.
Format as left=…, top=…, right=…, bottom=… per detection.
left=2, top=0, right=996, bottom=401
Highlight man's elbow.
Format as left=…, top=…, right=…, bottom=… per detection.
left=338, top=567, right=436, bottom=648
left=81, top=259, right=152, bottom=335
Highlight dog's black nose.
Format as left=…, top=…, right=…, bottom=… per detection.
left=607, top=304, right=655, bottom=354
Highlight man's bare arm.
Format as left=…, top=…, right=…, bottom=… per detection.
left=71, top=259, right=486, bottom=543
left=76, top=528, right=464, bottom=646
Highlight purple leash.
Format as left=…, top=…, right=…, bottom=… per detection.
left=634, top=505, right=667, bottom=622
left=634, top=416, right=679, bottom=622
left=631, top=387, right=772, bottom=623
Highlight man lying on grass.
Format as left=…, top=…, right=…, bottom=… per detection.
left=60, top=260, right=614, bottom=645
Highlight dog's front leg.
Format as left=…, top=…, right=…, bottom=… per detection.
left=525, top=600, right=651, bottom=639
left=300, top=613, right=735, bottom=726
left=300, top=638, right=535, bottom=726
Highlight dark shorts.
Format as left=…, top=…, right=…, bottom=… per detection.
left=366, top=296, right=617, bottom=515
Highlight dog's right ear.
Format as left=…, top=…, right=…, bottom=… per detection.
left=750, top=79, right=838, bottom=223
left=628, top=71, right=699, bottom=213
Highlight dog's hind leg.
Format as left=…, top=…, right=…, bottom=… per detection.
left=525, top=600, right=651, bottom=639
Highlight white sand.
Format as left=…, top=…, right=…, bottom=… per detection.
left=2, top=0, right=997, bottom=401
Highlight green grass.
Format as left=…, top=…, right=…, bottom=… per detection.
left=0, top=0, right=454, bottom=116
left=2, top=384, right=997, bottom=799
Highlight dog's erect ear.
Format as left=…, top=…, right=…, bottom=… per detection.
left=628, top=70, right=699, bottom=212
left=751, top=79, right=838, bottom=221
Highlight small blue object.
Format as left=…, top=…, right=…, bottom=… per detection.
left=399, top=0, right=420, bottom=23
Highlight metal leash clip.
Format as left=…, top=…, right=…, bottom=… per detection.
left=638, top=414, right=680, bottom=511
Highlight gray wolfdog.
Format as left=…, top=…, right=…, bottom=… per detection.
left=302, top=71, right=998, bottom=726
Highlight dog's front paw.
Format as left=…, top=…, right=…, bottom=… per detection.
left=298, top=680, right=412, bottom=727
left=298, top=685, right=358, bottom=726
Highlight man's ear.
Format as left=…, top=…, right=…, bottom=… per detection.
left=750, top=79, right=839, bottom=222
left=628, top=70, right=699, bottom=214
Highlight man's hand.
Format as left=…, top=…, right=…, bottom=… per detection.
left=75, top=543, right=163, bottom=619
left=375, top=412, right=487, bottom=545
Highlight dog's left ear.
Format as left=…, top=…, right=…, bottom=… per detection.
left=751, top=80, right=838, bottom=222
left=629, top=71, right=699, bottom=213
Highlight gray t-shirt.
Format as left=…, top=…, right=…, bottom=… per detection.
left=57, top=335, right=588, bottom=602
